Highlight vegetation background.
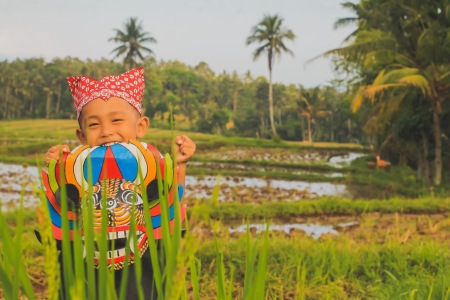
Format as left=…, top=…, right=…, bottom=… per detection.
left=1, top=0, right=450, bottom=299
left=1, top=0, right=450, bottom=187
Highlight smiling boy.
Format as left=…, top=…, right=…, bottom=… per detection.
left=46, top=68, right=195, bottom=182
left=44, top=67, right=196, bottom=298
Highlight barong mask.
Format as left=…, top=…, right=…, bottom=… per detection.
left=41, top=139, right=186, bottom=270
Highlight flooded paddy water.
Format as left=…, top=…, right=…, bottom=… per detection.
left=0, top=149, right=370, bottom=239
left=199, top=146, right=366, bottom=165
left=0, top=163, right=40, bottom=210
left=185, top=175, right=348, bottom=202
left=189, top=161, right=344, bottom=178
left=0, top=151, right=361, bottom=210
left=229, top=223, right=341, bottom=239
left=2, top=150, right=449, bottom=245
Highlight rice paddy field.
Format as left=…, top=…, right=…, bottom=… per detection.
left=1, top=120, right=450, bottom=299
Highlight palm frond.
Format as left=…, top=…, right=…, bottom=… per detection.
left=308, top=29, right=396, bottom=64
left=334, top=17, right=359, bottom=30
left=110, top=45, right=128, bottom=57
left=247, top=14, right=295, bottom=65
left=439, top=71, right=450, bottom=82
left=109, top=17, right=156, bottom=66
left=364, top=84, right=400, bottom=103
left=252, top=45, right=268, bottom=60
left=351, top=83, right=400, bottom=112
left=381, top=91, right=408, bottom=116
left=398, top=75, right=431, bottom=96
left=372, top=69, right=386, bottom=86
left=380, top=68, right=420, bottom=84
left=139, top=37, right=157, bottom=44
left=140, top=46, right=155, bottom=55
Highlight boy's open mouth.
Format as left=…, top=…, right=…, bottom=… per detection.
left=101, top=141, right=120, bottom=147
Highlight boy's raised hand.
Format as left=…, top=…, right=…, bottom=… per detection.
left=45, top=144, right=70, bottom=165
left=175, top=135, right=196, bottom=164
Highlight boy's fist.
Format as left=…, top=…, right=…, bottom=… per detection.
left=45, top=144, right=70, bottom=165
left=175, top=135, right=196, bottom=164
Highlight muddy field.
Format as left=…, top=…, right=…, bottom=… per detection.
left=197, top=146, right=365, bottom=167
left=192, top=212, right=450, bottom=245
left=0, top=159, right=354, bottom=211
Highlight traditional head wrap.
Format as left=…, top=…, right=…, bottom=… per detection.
left=67, top=68, right=145, bottom=118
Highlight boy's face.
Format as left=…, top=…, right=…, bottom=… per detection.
left=76, top=97, right=149, bottom=146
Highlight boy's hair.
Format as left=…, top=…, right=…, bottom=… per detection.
left=67, top=68, right=145, bottom=118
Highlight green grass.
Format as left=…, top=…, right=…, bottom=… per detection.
left=0, top=119, right=368, bottom=166
left=2, top=119, right=450, bottom=298
left=0, top=128, right=272, bottom=299
left=196, top=235, right=450, bottom=299
left=2, top=119, right=434, bottom=199
left=187, top=167, right=347, bottom=182
left=2, top=204, right=450, bottom=299
left=190, top=197, right=450, bottom=221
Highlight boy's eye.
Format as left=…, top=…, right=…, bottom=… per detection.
left=88, top=123, right=99, bottom=128
left=112, top=119, right=123, bottom=123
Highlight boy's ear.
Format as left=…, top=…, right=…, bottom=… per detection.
left=76, top=128, right=87, bottom=144
left=136, top=116, right=150, bottom=138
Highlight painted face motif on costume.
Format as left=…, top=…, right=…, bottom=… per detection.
left=41, top=140, right=186, bottom=270
left=85, top=178, right=148, bottom=268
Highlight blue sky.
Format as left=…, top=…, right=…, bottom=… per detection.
left=0, top=0, right=356, bottom=87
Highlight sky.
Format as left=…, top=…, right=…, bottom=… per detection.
left=0, top=0, right=356, bottom=88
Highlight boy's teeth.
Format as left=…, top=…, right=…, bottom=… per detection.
left=103, top=142, right=119, bottom=146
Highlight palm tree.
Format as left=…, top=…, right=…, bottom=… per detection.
left=326, top=0, right=450, bottom=185
left=297, top=87, right=332, bottom=143
left=109, top=17, right=157, bottom=70
left=246, top=14, right=296, bottom=138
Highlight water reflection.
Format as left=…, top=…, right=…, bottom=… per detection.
left=229, top=223, right=339, bottom=239
left=185, top=175, right=348, bottom=201
left=190, top=161, right=344, bottom=178
left=0, top=163, right=40, bottom=211
left=328, top=153, right=366, bottom=168
left=0, top=162, right=351, bottom=210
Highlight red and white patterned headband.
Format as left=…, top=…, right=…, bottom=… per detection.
left=67, top=68, right=145, bottom=118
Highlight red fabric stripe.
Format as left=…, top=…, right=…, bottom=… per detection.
left=99, top=146, right=123, bottom=180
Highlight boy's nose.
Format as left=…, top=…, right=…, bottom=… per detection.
left=101, top=126, right=113, bottom=137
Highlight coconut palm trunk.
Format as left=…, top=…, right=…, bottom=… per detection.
left=431, top=101, right=442, bottom=185
left=268, top=58, right=277, bottom=137
left=420, top=131, right=432, bottom=185
left=44, top=87, right=52, bottom=119
left=3, top=83, right=10, bottom=119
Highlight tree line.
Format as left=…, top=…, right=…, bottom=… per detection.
left=0, top=57, right=359, bottom=143
left=2, top=0, right=450, bottom=186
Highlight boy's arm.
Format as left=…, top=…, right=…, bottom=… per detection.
left=175, top=135, right=196, bottom=188
left=177, top=163, right=187, bottom=188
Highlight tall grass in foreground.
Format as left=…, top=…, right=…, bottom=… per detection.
left=2, top=193, right=450, bottom=298
left=0, top=195, right=35, bottom=299
left=194, top=234, right=450, bottom=299
left=0, top=157, right=270, bottom=299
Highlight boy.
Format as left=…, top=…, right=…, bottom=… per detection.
left=45, top=68, right=195, bottom=186
left=44, top=67, right=196, bottom=298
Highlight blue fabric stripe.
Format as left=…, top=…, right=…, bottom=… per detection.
left=151, top=200, right=177, bottom=228
left=47, top=200, right=75, bottom=229
left=111, top=144, right=138, bottom=182
left=84, top=146, right=107, bottom=183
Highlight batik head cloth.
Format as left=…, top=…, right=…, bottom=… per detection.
left=67, top=68, right=145, bottom=118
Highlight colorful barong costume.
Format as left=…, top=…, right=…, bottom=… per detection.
left=41, top=139, right=186, bottom=270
